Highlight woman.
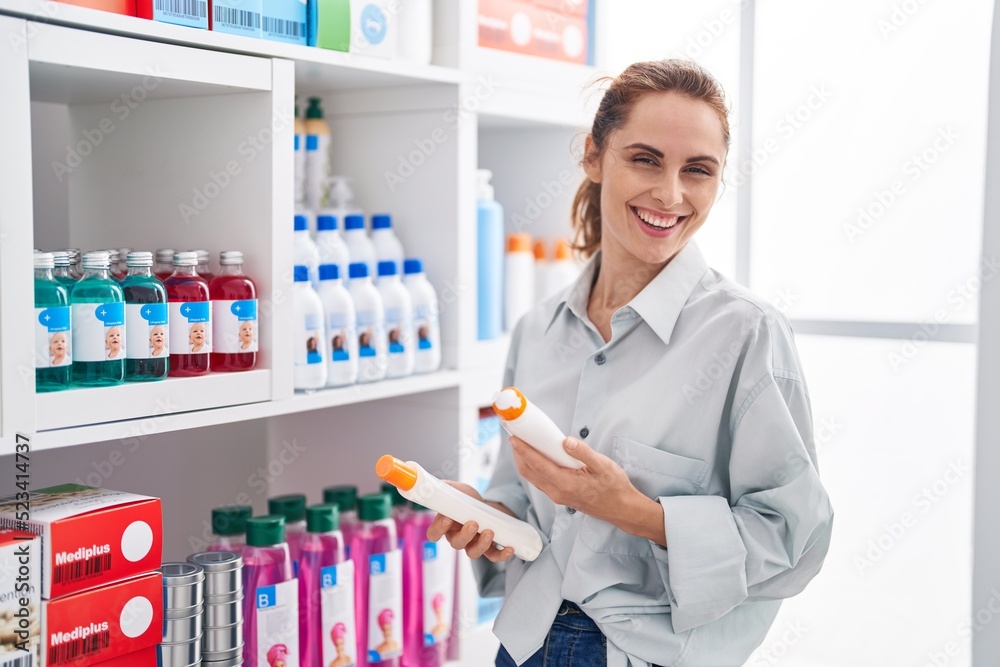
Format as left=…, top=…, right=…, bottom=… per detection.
left=427, top=60, right=833, bottom=667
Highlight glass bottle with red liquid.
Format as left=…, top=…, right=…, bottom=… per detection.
left=210, top=250, right=258, bottom=371
left=165, top=251, right=211, bottom=376
left=154, top=249, right=175, bottom=281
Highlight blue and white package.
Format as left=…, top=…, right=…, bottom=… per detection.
left=262, top=0, right=308, bottom=45
left=212, top=0, right=262, bottom=37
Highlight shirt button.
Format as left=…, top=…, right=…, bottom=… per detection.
left=566, top=507, right=577, bottom=514
left=595, top=353, right=606, bottom=365
left=579, top=427, right=589, bottom=438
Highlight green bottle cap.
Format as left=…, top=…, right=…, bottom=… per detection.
left=306, top=97, right=324, bottom=119
left=357, top=493, right=391, bottom=522
left=268, top=494, right=307, bottom=523
left=306, top=503, right=340, bottom=533
left=211, top=505, right=252, bottom=536
left=323, top=485, right=358, bottom=512
left=380, top=482, right=407, bottom=507
left=246, top=515, right=286, bottom=547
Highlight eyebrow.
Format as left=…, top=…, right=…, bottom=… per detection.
left=623, top=143, right=721, bottom=166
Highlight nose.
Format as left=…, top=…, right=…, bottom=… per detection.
left=651, top=171, right=684, bottom=209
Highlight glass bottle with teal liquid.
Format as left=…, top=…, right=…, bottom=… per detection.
left=121, top=251, right=169, bottom=381
left=71, top=251, right=125, bottom=386
left=51, top=251, right=78, bottom=289
left=34, top=252, right=72, bottom=392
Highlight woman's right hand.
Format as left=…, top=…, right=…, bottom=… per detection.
left=426, top=481, right=516, bottom=563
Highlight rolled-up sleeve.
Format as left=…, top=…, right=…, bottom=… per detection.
left=652, top=368, right=834, bottom=633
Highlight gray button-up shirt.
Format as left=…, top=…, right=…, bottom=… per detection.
left=473, top=242, right=834, bottom=667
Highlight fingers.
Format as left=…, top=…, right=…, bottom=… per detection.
left=485, top=544, right=516, bottom=563
left=426, top=514, right=454, bottom=542
left=446, top=520, right=481, bottom=551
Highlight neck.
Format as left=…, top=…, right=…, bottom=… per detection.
left=590, top=243, right=670, bottom=312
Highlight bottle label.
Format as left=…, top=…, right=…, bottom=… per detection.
left=213, top=299, right=258, bottom=353
left=255, top=578, right=300, bottom=667
left=415, top=305, right=437, bottom=351
left=367, top=550, right=402, bottom=663
left=125, top=303, right=168, bottom=360
left=320, top=560, right=357, bottom=667
left=328, top=312, right=356, bottom=363
left=421, top=540, right=455, bottom=646
left=297, top=312, right=324, bottom=366
left=169, top=301, right=211, bottom=355
left=385, top=307, right=409, bottom=355
left=72, top=302, right=125, bottom=362
left=355, top=310, right=383, bottom=358
left=35, top=306, right=72, bottom=368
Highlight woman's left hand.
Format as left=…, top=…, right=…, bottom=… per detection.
left=509, top=435, right=666, bottom=545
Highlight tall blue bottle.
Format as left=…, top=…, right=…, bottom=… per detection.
left=476, top=169, right=503, bottom=340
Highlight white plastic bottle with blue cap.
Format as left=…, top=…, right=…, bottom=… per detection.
left=315, top=213, right=351, bottom=286
left=376, top=261, right=414, bottom=378
left=294, top=214, right=321, bottom=288
left=348, top=262, right=387, bottom=383
left=402, top=258, right=441, bottom=374
left=370, top=214, right=405, bottom=275
left=343, top=214, right=377, bottom=279
left=293, top=265, right=328, bottom=390
left=317, top=263, right=358, bottom=387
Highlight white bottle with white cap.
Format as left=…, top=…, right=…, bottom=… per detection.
left=293, top=264, right=327, bottom=390
left=402, top=258, right=440, bottom=374
left=317, top=263, right=358, bottom=387
left=348, top=262, right=387, bottom=383
left=376, top=260, right=414, bottom=378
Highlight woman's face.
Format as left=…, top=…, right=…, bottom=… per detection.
left=583, top=91, right=726, bottom=268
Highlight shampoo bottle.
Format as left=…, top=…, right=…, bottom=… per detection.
left=371, top=214, right=405, bottom=275
left=324, top=485, right=361, bottom=558
left=293, top=265, right=328, bottom=390
left=305, top=97, right=332, bottom=210
left=492, top=387, right=582, bottom=469
left=209, top=505, right=252, bottom=552
left=269, top=494, right=308, bottom=575
left=401, top=499, right=455, bottom=667
left=295, top=213, right=322, bottom=288
left=504, top=233, right=534, bottom=332
left=316, top=213, right=352, bottom=285
left=299, top=503, right=355, bottom=667
left=344, top=214, right=378, bottom=278
left=402, top=259, right=441, bottom=375
left=318, top=264, right=359, bottom=387
left=352, top=493, right=402, bottom=667
left=243, top=515, right=299, bottom=667
left=476, top=169, right=503, bottom=340
left=377, top=261, right=414, bottom=379
left=348, top=263, right=387, bottom=384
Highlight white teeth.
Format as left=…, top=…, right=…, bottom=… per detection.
left=634, top=207, right=680, bottom=229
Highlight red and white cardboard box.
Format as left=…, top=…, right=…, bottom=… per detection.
left=40, top=572, right=162, bottom=667
left=0, top=530, right=40, bottom=667
left=0, top=484, right=162, bottom=599
left=478, top=0, right=589, bottom=64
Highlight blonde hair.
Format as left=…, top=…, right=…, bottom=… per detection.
left=572, top=59, right=730, bottom=258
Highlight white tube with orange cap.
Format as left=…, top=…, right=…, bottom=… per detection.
left=492, top=387, right=585, bottom=469
left=376, top=455, right=543, bottom=561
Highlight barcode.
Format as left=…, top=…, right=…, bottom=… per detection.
left=154, top=0, right=207, bottom=18
left=262, top=16, right=303, bottom=37
left=47, top=632, right=109, bottom=664
left=1, top=655, right=34, bottom=667
left=52, top=553, right=111, bottom=584
left=214, top=5, right=260, bottom=28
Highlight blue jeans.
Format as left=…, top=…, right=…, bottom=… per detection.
left=495, top=601, right=607, bottom=667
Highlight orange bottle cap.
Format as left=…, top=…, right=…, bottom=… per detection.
left=375, top=455, right=418, bottom=492
left=554, top=239, right=572, bottom=260
left=492, top=387, right=527, bottom=421
left=533, top=240, right=547, bottom=260
left=507, top=233, right=532, bottom=254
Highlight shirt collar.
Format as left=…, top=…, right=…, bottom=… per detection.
left=544, top=242, right=710, bottom=345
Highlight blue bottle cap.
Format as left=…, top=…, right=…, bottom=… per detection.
left=377, top=261, right=397, bottom=277
left=319, top=264, right=340, bottom=281
left=317, top=215, right=338, bottom=231
left=403, top=258, right=422, bottom=275
left=348, top=263, right=368, bottom=279
left=293, top=265, right=309, bottom=282
left=294, top=215, right=308, bottom=231
left=372, top=214, right=392, bottom=230
left=345, top=215, right=365, bottom=230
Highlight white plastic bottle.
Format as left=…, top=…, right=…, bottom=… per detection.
left=376, top=261, right=414, bottom=379
left=293, top=265, right=328, bottom=390
left=317, top=264, right=359, bottom=387
left=294, top=213, right=321, bottom=289
left=315, top=213, right=351, bottom=284
left=395, top=0, right=432, bottom=64
left=326, top=177, right=364, bottom=230
left=492, top=386, right=583, bottom=469
left=504, top=233, right=535, bottom=332
left=305, top=97, right=332, bottom=211
left=343, top=214, right=377, bottom=279
left=533, top=239, right=548, bottom=304
left=376, top=455, right=542, bottom=561
left=370, top=214, right=405, bottom=275
left=347, top=262, right=387, bottom=383
left=545, top=239, right=580, bottom=299
left=402, top=258, right=440, bottom=374
left=294, top=102, right=306, bottom=207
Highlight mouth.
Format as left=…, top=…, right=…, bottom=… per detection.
left=631, top=206, right=687, bottom=237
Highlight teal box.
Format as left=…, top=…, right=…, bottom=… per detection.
left=262, top=0, right=307, bottom=44
left=212, top=0, right=262, bottom=37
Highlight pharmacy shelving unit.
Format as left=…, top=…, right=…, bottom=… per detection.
left=0, top=1, right=603, bottom=663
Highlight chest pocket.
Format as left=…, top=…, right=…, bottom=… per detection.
left=579, top=436, right=708, bottom=556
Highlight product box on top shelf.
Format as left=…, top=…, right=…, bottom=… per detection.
left=311, top=0, right=348, bottom=49
left=40, top=572, right=162, bottom=667
left=137, top=0, right=209, bottom=29
left=348, top=0, right=397, bottom=58
left=0, top=531, right=40, bottom=667
left=478, top=0, right=592, bottom=65
left=262, top=0, right=308, bottom=45
left=54, top=0, right=136, bottom=16
left=211, top=0, right=262, bottom=37
left=0, top=485, right=162, bottom=600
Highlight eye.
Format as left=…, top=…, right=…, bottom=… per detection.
left=686, top=165, right=714, bottom=176
left=631, top=154, right=658, bottom=166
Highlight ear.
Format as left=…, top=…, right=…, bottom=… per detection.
left=582, top=135, right=603, bottom=184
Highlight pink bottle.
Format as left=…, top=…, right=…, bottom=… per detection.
left=299, top=504, right=349, bottom=667
left=243, top=515, right=294, bottom=667
left=208, top=505, right=252, bottom=552
left=324, top=485, right=361, bottom=557
left=269, top=494, right=308, bottom=574
left=353, top=494, right=402, bottom=667
left=402, top=503, right=455, bottom=667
